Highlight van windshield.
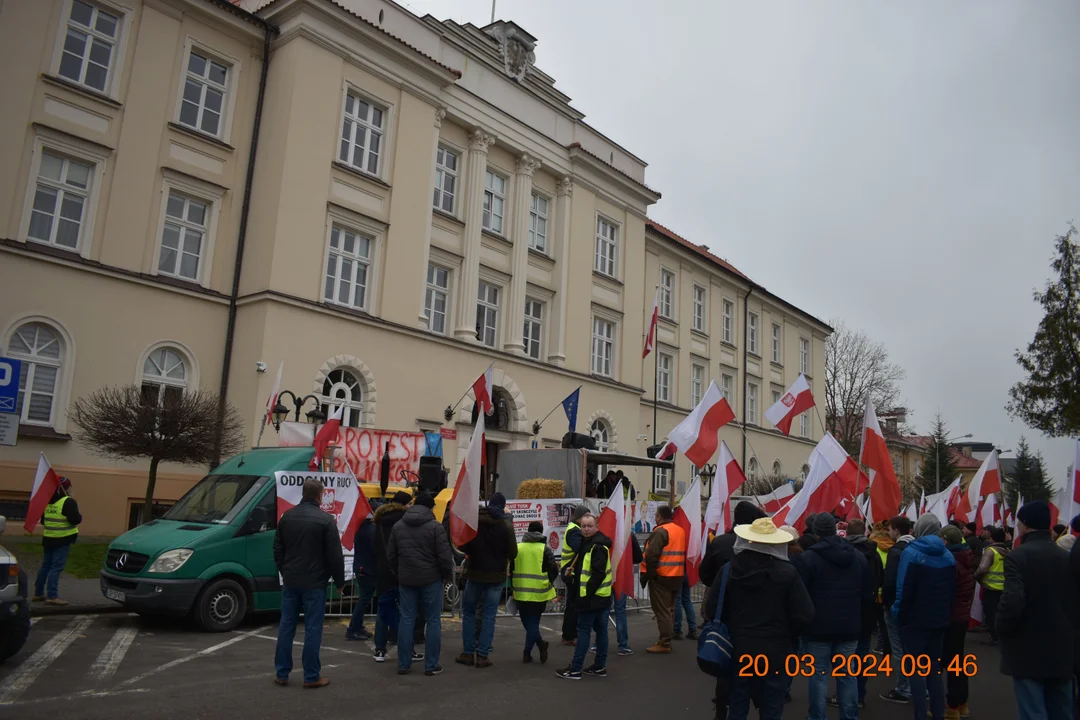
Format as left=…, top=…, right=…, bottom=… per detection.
left=163, top=474, right=269, bottom=525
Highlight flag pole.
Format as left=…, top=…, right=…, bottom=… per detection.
left=537, top=386, right=582, bottom=429
left=448, top=360, right=496, bottom=415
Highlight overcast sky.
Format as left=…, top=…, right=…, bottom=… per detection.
left=404, top=0, right=1079, bottom=486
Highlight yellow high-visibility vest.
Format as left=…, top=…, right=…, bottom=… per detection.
left=43, top=496, right=78, bottom=539
left=579, top=546, right=612, bottom=598
left=512, top=542, right=555, bottom=603
left=561, top=521, right=580, bottom=569
left=982, top=547, right=1005, bottom=591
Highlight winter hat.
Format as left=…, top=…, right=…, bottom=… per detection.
left=1071, top=513, right=1080, bottom=535
left=527, top=521, right=544, bottom=533
left=779, top=525, right=800, bottom=542
left=1057, top=534, right=1076, bottom=551
left=940, top=525, right=964, bottom=546
left=1017, top=500, right=1051, bottom=531
left=391, top=491, right=412, bottom=506
left=812, top=513, right=837, bottom=537
left=964, top=522, right=977, bottom=534
left=914, top=514, right=942, bottom=538
left=733, top=501, right=767, bottom=527
left=414, top=491, right=436, bottom=509
left=572, top=504, right=590, bottom=523
left=59, top=477, right=72, bottom=490
left=488, top=492, right=506, bottom=511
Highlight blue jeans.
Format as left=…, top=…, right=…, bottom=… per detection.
left=35, top=542, right=72, bottom=599
left=856, top=633, right=871, bottom=703
left=1013, top=678, right=1074, bottom=720
left=571, top=603, right=610, bottom=671
left=884, top=609, right=911, bottom=696
left=672, top=576, right=697, bottom=634
left=728, top=673, right=788, bottom=720
left=374, top=588, right=399, bottom=651
left=807, top=638, right=858, bottom=720
left=519, top=612, right=542, bottom=654
left=398, top=582, right=441, bottom=672
left=461, top=580, right=501, bottom=657
left=900, top=626, right=946, bottom=720
left=275, top=586, right=326, bottom=683
left=346, top=576, right=377, bottom=637
left=614, top=594, right=630, bottom=651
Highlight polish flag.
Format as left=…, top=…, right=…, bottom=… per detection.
left=764, top=374, right=815, bottom=436
left=643, top=287, right=659, bottom=358
left=1050, top=484, right=1069, bottom=529
left=673, top=475, right=703, bottom=586
left=342, top=459, right=374, bottom=546
left=861, top=400, right=902, bottom=524
left=656, top=381, right=735, bottom=466
left=472, top=367, right=494, bottom=416
left=955, top=450, right=1001, bottom=524
left=978, top=494, right=999, bottom=531
left=25, top=453, right=62, bottom=533
left=919, top=489, right=927, bottom=516
left=597, top=485, right=635, bottom=599
left=309, top=404, right=344, bottom=470
left=754, top=483, right=795, bottom=513
left=776, top=433, right=860, bottom=532
left=264, top=360, right=283, bottom=425
left=1072, top=439, right=1080, bottom=508
left=449, top=411, right=485, bottom=546
left=711, top=442, right=747, bottom=529
left=945, top=477, right=964, bottom=521
left=770, top=486, right=800, bottom=526
left=903, top=500, right=917, bottom=522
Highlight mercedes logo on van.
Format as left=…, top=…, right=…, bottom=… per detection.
left=115, top=553, right=128, bottom=570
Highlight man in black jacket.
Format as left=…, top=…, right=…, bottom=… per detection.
left=371, top=491, right=412, bottom=661
left=456, top=492, right=517, bottom=668
left=998, top=501, right=1076, bottom=720
left=795, top=513, right=872, bottom=720
left=880, top=514, right=914, bottom=704
left=273, top=479, right=345, bottom=689
left=345, top=510, right=378, bottom=641
left=556, top=514, right=613, bottom=680
left=844, top=518, right=881, bottom=708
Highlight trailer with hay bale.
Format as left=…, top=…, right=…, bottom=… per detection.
left=495, top=448, right=675, bottom=501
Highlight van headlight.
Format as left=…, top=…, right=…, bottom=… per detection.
left=148, top=549, right=194, bottom=573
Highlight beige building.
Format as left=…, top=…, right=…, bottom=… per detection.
left=0, top=0, right=831, bottom=536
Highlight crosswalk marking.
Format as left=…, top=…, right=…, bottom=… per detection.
left=0, top=615, right=94, bottom=706
left=117, top=625, right=270, bottom=689
left=86, top=627, right=138, bottom=683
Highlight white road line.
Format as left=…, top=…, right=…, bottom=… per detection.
left=250, top=633, right=372, bottom=657
left=0, top=615, right=94, bottom=706
left=117, top=625, right=270, bottom=689
left=86, top=627, right=138, bottom=683
left=29, top=618, right=40, bottom=626
left=540, top=625, right=557, bottom=633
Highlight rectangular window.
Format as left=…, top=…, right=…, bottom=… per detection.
left=482, top=171, right=506, bottom=234
left=424, top=264, right=449, bottom=334
left=772, top=389, right=781, bottom=406
left=594, top=217, right=617, bottom=277
left=691, top=363, right=706, bottom=406
left=772, top=323, right=782, bottom=364
left=722, top=299, right=734, bottom=344
left=179, top=50, right=228, bottom=137
left=339, top=92, right=384, bottom=176
left=323, top=224, right=372, bottom=310
left=653, top=468, right=670, bottom=494
left=800, top=337, right=810, bottom=375
left=475, top=282, right=499, bottom=347
left=158, top=191, right=208, bottom=281
left=659, top=269, right=674, bottom=319
left=523, top=298, right=543, bottom=359
left=692, top=285, right=706, bottom=332
left=591, top=317, right=615, bottom=377
left=721, top=372, right=735, bottom=406
left=748, top=312, right=759, bottom=355
left=657, top=352, right=672, bottom=402
left=528, top=193, right=548, bottom=252
left=747, top=381, right=759, bottom=425
left=432, top=146, right=458, bottom=214
left=800, top=412, right=809, bottom=438
left=58, top=0, right=119, bottom=93
left=27, top=150, right=92, bottom=250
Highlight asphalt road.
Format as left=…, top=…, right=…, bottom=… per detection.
left=1, top=611, right=1014, bottom=719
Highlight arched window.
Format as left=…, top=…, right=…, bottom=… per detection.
left=800, top=464, right=811, bottom=482
left=590, top=419, right=610, bottom=452
left=319, top=367, right=364, bottom=428
left=747, top=457, right=759, bottom=483
left=7, top=321, right=64, bottom=426
left=471, top=387, right=513, bottom=431
left=772, top=460, right=783, bottom=478
left=141, top=347, right=187, bottom=405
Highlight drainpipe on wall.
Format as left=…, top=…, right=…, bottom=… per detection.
left=214, top=19, right=275, bottom=466
left=741, top=287, right=752, bottom=470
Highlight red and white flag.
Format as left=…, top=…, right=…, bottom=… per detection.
left=1072, top=439, right=1080, bottom=508
left=264, top=360, right=283, bottom=425
left=978, top=493, right=999, bottom=530
left=449, top=411, right=485, bottom=546
left=597, top=484, right=635, bottom=599
left=754, top=483, right=795, bottom=513
left=1050, top=484, right=1069, bottom=529
left=764, top=374, right=815, bottom=436
left=343, top=459, right=374, bottom=533
left=673, top=475, right=703, bottom=586
left=955, top=450, right=1001, bottom=525
left=919, top=489, right=927, bottom=516
left=773, top=433, right=860, bottom=532
left=710, top=441, right=747, bottom=530
left=656, top=380, right=735, bottom=466
left=25, top=453, right=62, bottom=533
left=904, top=500, right=918, bottom=522
left=643, top=287, right=659, bottom=358
left=309, top=405, right=344, bottom=470
left=861, top=399, right=902, bottom=524
left=472, top=367, right=494, bottom=416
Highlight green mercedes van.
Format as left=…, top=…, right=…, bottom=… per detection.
left=100, top=447, right=449, bottom=631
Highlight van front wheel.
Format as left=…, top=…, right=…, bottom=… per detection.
left=195, top=578, right=248, bottom=632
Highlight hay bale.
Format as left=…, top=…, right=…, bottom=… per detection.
left=516, top=478, right=565, bottom=499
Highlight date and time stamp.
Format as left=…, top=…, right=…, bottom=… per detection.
left=737, top=653, right=979, bottom=678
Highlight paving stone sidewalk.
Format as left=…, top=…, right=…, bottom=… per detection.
left=9, top=538, right=123, bottom=616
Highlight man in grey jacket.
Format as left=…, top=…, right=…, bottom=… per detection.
left=388, top=491, right=454, bottom=676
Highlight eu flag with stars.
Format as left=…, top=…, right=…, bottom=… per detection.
left=562, top=387, right=581, bottom=433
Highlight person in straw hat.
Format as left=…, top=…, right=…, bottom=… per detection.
left=711, top=517, right=814, bottom=720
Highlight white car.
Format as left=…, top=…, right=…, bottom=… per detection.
left=0, top=516, right=31, bottom=662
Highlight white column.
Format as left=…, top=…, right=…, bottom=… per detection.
left=548, top=177, right=573, bottom=366
left=416, top=107, right=447, bottom=327
left=504, top=153, right=541, bottom=353
left=454, top=128, right=497, bottom=341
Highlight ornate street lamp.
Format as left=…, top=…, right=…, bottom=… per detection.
left=272, top=390, right=326, bottom=431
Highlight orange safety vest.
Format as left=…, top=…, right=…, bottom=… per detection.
left=640, top=522, right=687, bottom=578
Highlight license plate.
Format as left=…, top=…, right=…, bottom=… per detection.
left=105, top=588, right=125, bottom=602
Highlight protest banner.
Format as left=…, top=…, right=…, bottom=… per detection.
left=275, top=470, right=364, bottom=580
left=279, top=422, right=427, bottom=487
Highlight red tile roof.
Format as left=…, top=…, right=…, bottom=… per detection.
left=566, top=143, right=660, bottom=197
left=903, top=436, right=984, bottom=469
left=645, top=219, right=750, bottom=281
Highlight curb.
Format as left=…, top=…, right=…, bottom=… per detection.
left=31, top=604, right=129, bottom=617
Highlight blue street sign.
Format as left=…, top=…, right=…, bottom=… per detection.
left=0, top=357, right=22, bottom=414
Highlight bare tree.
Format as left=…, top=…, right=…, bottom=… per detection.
left=69, top=385, right=245, bottom=524
left=825, top=319, right=907, bottom=455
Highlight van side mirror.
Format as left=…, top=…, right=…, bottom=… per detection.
left=240, top=506, right=270, bottom=536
